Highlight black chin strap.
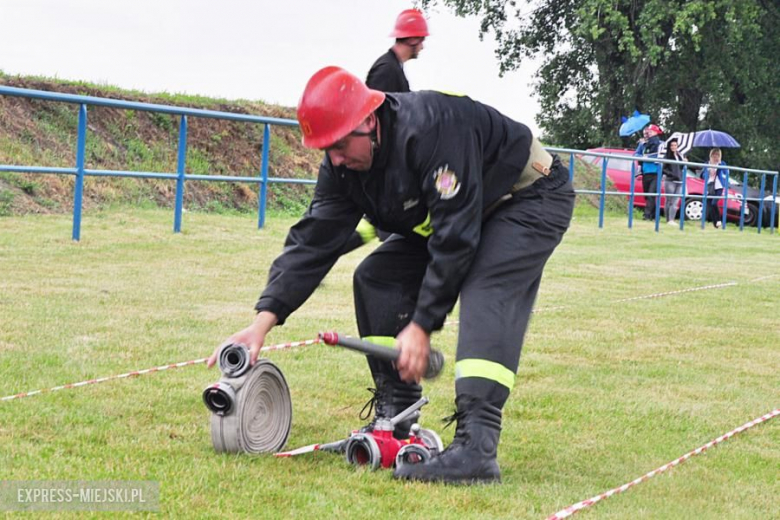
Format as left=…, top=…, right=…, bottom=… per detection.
left=349, top=126, right=380, bottom=162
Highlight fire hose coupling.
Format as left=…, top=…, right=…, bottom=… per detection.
left=318, top=332, right=445, bottom=380
left=202, top=381, right=237, bottom=416
left=203, top=347, right=292, bottom=454
left=216, top=342, right=252, bottom=378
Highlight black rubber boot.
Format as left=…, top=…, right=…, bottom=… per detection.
left=394, top=395, right=502, bottom=484
left=359, top=373, right=422, bottom=440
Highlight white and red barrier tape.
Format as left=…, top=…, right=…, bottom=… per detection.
left=0, top=280, right=750, bottom=402
left=0, top=337, right=320, bottom=403
left=546, top=408, right=780, bottom=519
left=749, top=274, right=778, bottom=283
left=610, top=281, right=737, bottom=305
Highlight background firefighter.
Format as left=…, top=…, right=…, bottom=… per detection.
left=341, top=8, right=431, bottom=254
left=367, top=8, right=428, bottom=93
left=209, top=66, right=575, bottom=484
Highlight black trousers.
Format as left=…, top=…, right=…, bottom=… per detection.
left=704, top=188, right=722, bottom=225
left=642, top=174, right=658, bottom=219
left=353, top=161, right=575, bottom=408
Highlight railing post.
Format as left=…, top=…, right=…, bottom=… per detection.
left=628, top=161, right=636, bottom=229
left=598, top=158, right=607, bottom=228
left=721, top=176, right=729, bottom=230
left=757, top=174, right=767, bottom=233
left=568, top=152, right=574, bottom=183
left=770, top=174, right=778, bottom=235
left=739, top=172, right=748, bottom=232
left=174, top=115, right=188, bottom=233
left=680, top=165, right=688, bottom=230
left=701, top=172, right=708, bottom=230
left=73, top=104, right=87, bottom=241
left=258, top=123, right=270, bottom=229
left=654, top=162, right=662, bottom=232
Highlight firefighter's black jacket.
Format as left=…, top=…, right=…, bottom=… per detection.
left=255, top=92, right=533, bottom=333
left=366, top=49, right=410, bottom=93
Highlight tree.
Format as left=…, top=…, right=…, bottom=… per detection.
left=419, top=0, right=779, bottom=171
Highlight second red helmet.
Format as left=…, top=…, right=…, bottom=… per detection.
left=390, top=9, right=429, bottom=38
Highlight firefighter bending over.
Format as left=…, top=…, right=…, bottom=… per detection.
left=209, top=66, right=575, bottom=484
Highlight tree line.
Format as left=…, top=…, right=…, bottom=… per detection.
left=420, top=0, right=778, bottom=171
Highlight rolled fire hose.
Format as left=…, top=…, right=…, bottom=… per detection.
left=203, top=343, right=292, bottom=454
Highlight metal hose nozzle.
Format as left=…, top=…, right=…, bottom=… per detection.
left=319, top=332, right=444, bottom=379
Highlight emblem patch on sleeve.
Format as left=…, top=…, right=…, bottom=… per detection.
left=434, top=165, right=460, bottom=200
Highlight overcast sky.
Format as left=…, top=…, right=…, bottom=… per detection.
left=1, top=0, right=541, bottom=135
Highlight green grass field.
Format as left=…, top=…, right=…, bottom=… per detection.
left=1, top=207, right=778, bottom=519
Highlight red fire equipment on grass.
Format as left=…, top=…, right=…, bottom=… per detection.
left=276, top=396, right=443, bottom=470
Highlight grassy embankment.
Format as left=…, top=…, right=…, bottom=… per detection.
left=0, top=73, right=321, bottom=217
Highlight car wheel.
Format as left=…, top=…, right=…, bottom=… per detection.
left=757, top=203, right=780, bottom=228
left=743, top=203, right=758, bottom=227
left=684, top=199, right=703, bottom=221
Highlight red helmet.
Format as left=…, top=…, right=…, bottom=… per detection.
left=297, top=66, right=386, bottom=149
left=646, top=124, right=663, bottom=136
left=390, top=9, right=429, bottom=38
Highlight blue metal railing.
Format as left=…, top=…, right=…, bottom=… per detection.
left=0, top=85, right=302, bottom=240
left=548, top=147, right=779, bottom=234
left=174, top=116, right=188, bottom=233
left=1, top=85, right=778, bottom=239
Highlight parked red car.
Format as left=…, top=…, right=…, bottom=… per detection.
left=583, top=148, right=747, bottom=223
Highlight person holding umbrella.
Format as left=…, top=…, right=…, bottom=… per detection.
left=691, top=130, right=740, bottom=229
left=700, top=148, right=729, bottom=228
left=634, top=124, right=663, bottom=221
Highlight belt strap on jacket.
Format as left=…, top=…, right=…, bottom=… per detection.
left=482, top=138, right=554, bottom=219
left=511, top=137, right=553, bottom=193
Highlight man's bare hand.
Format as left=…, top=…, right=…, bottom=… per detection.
left=396, top=322, right=430, bottom=383
left=207, top=311, right=278, bottom=369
